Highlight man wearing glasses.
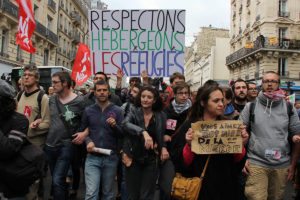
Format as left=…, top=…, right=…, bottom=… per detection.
left=16, top=64, right=50, bottom=199
left=240, top=71, right=300, bottom=200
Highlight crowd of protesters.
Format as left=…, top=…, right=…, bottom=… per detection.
left=1, top=64, right=300, bottom=200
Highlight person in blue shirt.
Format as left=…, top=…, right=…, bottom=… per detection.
left=80, top=80, right=123, bottom=200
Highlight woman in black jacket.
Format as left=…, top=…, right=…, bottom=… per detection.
left=122, top=86, right=169, bottom=200
left=176, top=85, right=249, bottom=200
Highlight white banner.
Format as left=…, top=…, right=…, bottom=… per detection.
left=89, top=9, right=185, bottom=77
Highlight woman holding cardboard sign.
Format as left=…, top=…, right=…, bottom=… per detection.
left=173, top=85, right=249, bottom=200
left=122, top=85, right=169, bottom=200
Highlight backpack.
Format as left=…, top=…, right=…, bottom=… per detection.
left=17, top=90, right=45, bottom=119
left=0, top=140, right=45, bottom=194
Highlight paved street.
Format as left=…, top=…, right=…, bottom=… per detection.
left=43, top=169, right=297, bottom=200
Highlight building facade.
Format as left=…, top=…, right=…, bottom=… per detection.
left=227, top=0, right=300, bottom=86
left=0, top=0, right=58, bottom=76
left=185, top=26, right=230, bottom=91
left=56, top=0, right=90, bottom=69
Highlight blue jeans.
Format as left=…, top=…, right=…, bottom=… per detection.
left=85, top=153, right=119, bottom=200
left=44, top=142, right=74, bottom=200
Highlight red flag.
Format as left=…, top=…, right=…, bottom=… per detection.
left=71, top=43, right=92, bottom=86
left=16, top=0, right=36, bottom=53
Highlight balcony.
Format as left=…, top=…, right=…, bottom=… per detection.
left=1, top=0, right=18, bottom=19
left=278, top=11, right=290, bottom=17
left=70, top=11, right=81, bottom=26
left=72, top=33, right=80, bottom=44
left=36, top=22, right=58, bottom=44
left=226, top=36, right=300, bottom=65
left=48, top=0, right=56, bottom=13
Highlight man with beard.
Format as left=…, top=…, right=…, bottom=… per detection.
left=232, top=79, right=248, bottom=116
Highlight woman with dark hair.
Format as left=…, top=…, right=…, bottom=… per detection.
left=122, top=86, right=169, bottom=200
left=0, top=80, right=29, bottom=199
left=174, top=85, right=249, bottom=200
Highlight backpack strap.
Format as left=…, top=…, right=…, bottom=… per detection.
left=247, top=101, right=256, bottom=135
left=35, top=90, right=46, bottom=120
left=16, top=90, right=24, bottom=102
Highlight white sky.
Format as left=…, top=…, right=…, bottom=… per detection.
left=100, top=0, right=231, bottom=46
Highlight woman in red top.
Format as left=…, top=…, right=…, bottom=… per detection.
left=176, top=85, right=249, bottom=200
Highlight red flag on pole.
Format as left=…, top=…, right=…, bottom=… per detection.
left=71, top=43, right=92, bottom=86
left=16, top=0, right=36, bottom=53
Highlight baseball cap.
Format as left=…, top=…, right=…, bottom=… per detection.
left=0, top=80, right=16, bottom=99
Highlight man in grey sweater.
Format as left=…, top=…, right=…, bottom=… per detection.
left=240, top=71, right=300, bottom=200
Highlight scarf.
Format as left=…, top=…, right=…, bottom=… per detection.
left=172, top=99, right=192, bottom=114
left=258, top=90, right=285, bottom=117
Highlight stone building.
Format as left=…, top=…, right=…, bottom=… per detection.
left=0, top=0, right=58, bottom=75
left=185, top=26, right=230, bottom=90
left=227, top=0, right=300, bottom=86
left=56, top=0, right=90, bottom=69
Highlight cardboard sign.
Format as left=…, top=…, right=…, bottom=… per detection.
left=191, top=120, right=243, bottom=154
left=89, top=9, right=185, bottom=76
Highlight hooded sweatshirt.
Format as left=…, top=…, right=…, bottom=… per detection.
left=240, top=91, right=300, bottom=168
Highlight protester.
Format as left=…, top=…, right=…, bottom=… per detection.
left=44, top=71, right=87, bottom=200
left=16, top=64, right=50, bottom=199
left=247, top=82, right=258, bottom=102
left=48, top=86, right=55, bottom=97
left=80, top=80, right=123, bottom=200
left=0, top=80, right=29, bottom=199
left=240, top=71, right=300, bottom=200
left=176, top=85, right=248, bottom=200
left=122, top=86, right=169, bottom=200
left=85, top=72, right=122, bottom=106
left=161, top=82, right=192, bottom=199
left=232, top=79, right=248, bottom=115
left=220, top=85, right=238, bottom=120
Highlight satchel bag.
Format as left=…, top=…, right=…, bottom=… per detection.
left=171, top=155, right=210, bottom=200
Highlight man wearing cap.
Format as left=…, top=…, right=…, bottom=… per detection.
left=0, top=80, right=29, bottom=199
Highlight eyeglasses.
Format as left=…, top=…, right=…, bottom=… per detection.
left=176, top=92, right=189, bottom=96
left=262, top=80, right=279, bottom=84
left=52, top=80, right=61, bottom=84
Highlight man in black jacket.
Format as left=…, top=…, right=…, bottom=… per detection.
left=0, top=80, right=29, bottom=198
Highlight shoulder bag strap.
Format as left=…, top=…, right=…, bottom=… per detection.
left=200, top=155, right=211, bottom=179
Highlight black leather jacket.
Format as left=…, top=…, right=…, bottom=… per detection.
left=122, top=106, right=166, bottom=161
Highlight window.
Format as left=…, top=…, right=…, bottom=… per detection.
left=29, top=53, right=35, bottom=64
left=44, top=49, right=49, bottom=65
left=279, top=0, right=288, bottom=17
left=17, top=45, right=23, bottom=61
left=278, top=27, right=288, bottom=47
left=278, top=58, right=288, bottom=76
left=1, top=30, right=8, bottom=54
left=34, top=5, right=38, bottom=19
left=47, top=15, right=53, bottom=30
